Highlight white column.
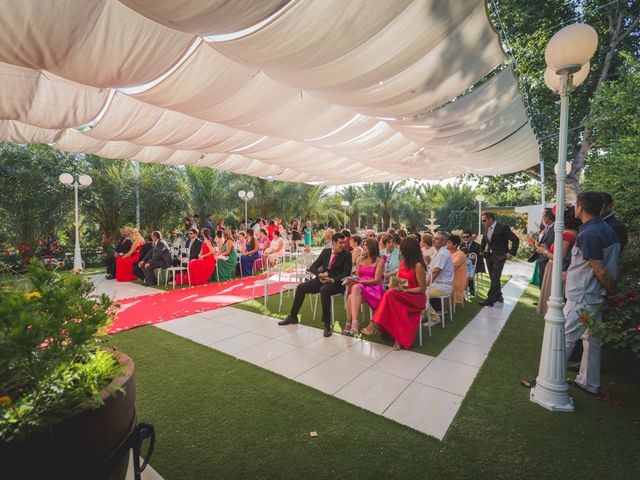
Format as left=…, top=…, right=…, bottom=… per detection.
left=540, top=160, right=546, bottom=208
left=135, top=160, right=140, bottom=230
left=530, top=74, right=574, bottom=411
left=73, top=181, right=83, bottom=271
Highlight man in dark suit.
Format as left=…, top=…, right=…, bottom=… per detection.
left=183, top=228, right=203, bottom=260
left=537, top=208, right=555, bottom=281
left=460, top=230, right=484, bottom=295
left=279, top=232, right=352, bottom=337
left=105, top=227, right=132, bottom=279
left=480, top=212, right=519, bottom=306
left=204, top=214, right=216, bottom=236
left=135, top=231, right=172, bottom=286
left=600, top=192, right=628, bottom=252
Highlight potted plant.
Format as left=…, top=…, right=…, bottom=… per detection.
left=0, top=261, right=145, bottom=479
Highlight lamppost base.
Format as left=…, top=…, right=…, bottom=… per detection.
left=529, top=387, right=574, bottom=412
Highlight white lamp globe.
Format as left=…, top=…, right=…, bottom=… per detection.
left=59, top=173, right=73, bottom=185
left=238, top=190, right=246, bottom=199
left=571, top=61, right=591, bottom=88
left=544, top=66, right=560, bottom=93
left=246, top=191, right=254, bottom=200
left=475, top=194, right=485, bottom=202
left=545, top=23, right=598, bottom=73
left=341, top=200, right=350, bottom=207
left=78, top=174, right=92, bottom=186
left=554, top=161, right=572, bottom=175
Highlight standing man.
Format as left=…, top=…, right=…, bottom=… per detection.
left=105, top=227, right=132, bottom=279
left=565, top=192, right=620, bottom=395
left=204, top=214, right=216, bottom=236
left=479, top=212, right=519, bottom=307
left=278, top=232, right=352, bottom=337
left=600, top=192, right=628, bottom=252
left=537, top=208, right=555, bottom=281
left=136, top=231, right=172, bottom=286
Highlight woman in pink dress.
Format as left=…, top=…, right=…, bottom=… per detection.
left=176, top=229, right=216, bottom=286
left=344, top=238, right=385, bottom=335
left=253, top=228, right=270, bottom=271
left=362, top=237, right=427, bottom=350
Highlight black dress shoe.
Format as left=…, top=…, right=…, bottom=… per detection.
left=278, top=315, right=298, bottom=326
left=496, top=297, right=504, bottom=303
left=323, top=325, right=332, bottom=337
left=478, top=300, right=495, bottom=307
left=105, top=274, right=115, bottom=280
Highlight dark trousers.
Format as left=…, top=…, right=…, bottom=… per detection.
left=105, top=255, right=117, bottom=276
left=133, top=263, right=145, bottom=281
left=468, top=277, right=476, bottom=296
left=486, top=253, right=507, bottom=301
left=290, top=277, right=344, bottom=326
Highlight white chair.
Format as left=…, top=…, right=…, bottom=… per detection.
left=278, top=270, right=312, bottom=312
left=312, top=290, right=346, bottom=328
left=165, top=248, right=190, bottom=288
left=467, top=253, right=478, bottom=299
left=251, top=256, right=284, bottom=306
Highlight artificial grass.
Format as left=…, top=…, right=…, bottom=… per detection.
left=232, top=274, right=510, bottom=357
left=111, top=284, right=640, bottom=479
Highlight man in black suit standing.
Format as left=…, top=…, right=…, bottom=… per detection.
left=135, top=231, right=172, bottom=286
left=600, top=192, right=628, bottom=252
left=537, top=208, right=555, bottom=281
left=105, top=227, right=132, bottom=279
left=480, top=212, right=519, bottom=307
left=204, top=214, right=216, bottom=237
left=279, top=232, right=352, bottom=337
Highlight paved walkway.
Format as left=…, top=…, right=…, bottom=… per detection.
left=154, top=262, right=532, bottom=440
left=90, top=274, right=160, bottom=300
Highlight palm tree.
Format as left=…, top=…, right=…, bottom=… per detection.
left=359, top=181, right=405, bottom=230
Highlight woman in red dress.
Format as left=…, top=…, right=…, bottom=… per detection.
left=176, top=229, right=216, bottom=286
left=116, top=229, right=144, bottom=282
left=362, top=237, right=427, bottom=350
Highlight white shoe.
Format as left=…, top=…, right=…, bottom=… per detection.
left=422, top=316, right=441, bottom=327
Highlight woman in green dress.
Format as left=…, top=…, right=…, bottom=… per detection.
left=215, top=230, right=238, bottom=281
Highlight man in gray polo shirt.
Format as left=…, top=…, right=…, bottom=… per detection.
left=423, top=231, right=454, bottom=326
left=565, top=192, right=620, bottom=395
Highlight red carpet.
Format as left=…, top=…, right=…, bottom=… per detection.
left=107, top=274, right=287, bottom=334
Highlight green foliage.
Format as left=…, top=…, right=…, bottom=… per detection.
left=0, top=144, right=74, bottom=246
left=582, top=52, right=640, bottom=232
left=0, top=262, right=121, bottom=441
left=138, top=163, right=187, bottom=232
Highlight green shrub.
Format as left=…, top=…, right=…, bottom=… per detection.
left=0, top=261, right=121, bottom=441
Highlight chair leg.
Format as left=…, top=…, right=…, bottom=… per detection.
left=278, top=288, right=283, bottom=312
left=449, top=296, right=453, bottom=322
left=441, top=298, right=445, bottom=328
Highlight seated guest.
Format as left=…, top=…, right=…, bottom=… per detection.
left=176, top=229, right=216, bottom=286
left=253, top=228, right=270, bottom=270
left=397, top=229, right=408, bottom=239
left=381, top=234, right=400, bottom=275
left=240, top=229, right=260, bottom=276
left=447, top=234, right=467, bottom=306
left=420, top=233, right=436, bottom=264
left=536, top=206, right=580, bottom=315
left=213, top=229, right=224, bottom=252
left=115, top=228, right=144, bottom=282
left=106, top=227, right=132, bottom=279
left=423, top=231, right=454, bottom=326
left=169, top=228, right=201, bottom=285
left=278, top=232, right=352, bottom=337
left=192, top=214, right=201, bottom=230
left=460, top=230, right=484, bottom=295
left=342, top=229, right=352, bottom=252
left=135, top=231, right=172, bottom=286
left=215, top=230, right=238, bottom=281
left=170, top=230, right=185, bottom=252
left=236, top=231, right=247, bottom=255
left=344, top=238, right=384, bottom=335
left=264, top=229, right=285, bottom=267
left=350, top=235, right=363, bottom=267
left=362, top=237, right=427, bottom=350
left=324, top=228, right=335, bottom=248
left=267, top=219, right=276, bottom=241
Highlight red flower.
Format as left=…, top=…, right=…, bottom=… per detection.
left=636, top=323, right=640, bottom=333
left=527, top=238, right=536, bottom=245
left=579, top=315, right=589, bottom=325
left=626, top=292, right=637, bottom=301
left=617, top=300, right=626, bottom=308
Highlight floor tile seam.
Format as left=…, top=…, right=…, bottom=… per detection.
left=370, top=356, right=433, bottom=382
left=411, top=375, right=475, bottom=397
left=379, top=376, right=418, bottom=417
left=436, top=353, right=486, bottom=369
left=210, top=333, right=272, bottom=356
left=262, top=346, right=332, bottom=379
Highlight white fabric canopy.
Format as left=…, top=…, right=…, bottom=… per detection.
left=0, top=0, right=540, bottom=183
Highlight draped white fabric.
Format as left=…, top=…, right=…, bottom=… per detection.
left=0, top=0, right=540, bottom=183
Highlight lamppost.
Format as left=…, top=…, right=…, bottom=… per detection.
left=475, top=194, right=485, bottom=237
left=341, top=200, right=350, bottom=229
left=238, top=190, right=254, bottom=227
left=530, top=23, right=597, bottom=412
left=59, top=172, right=92, bottom=272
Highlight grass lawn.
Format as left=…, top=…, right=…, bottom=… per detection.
left=232, top=274, right=509, bottom=357
left=111, top=284, right=640, bottom=479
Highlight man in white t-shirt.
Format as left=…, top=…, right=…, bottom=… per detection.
left=423, top=231, right=454, bottom=326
